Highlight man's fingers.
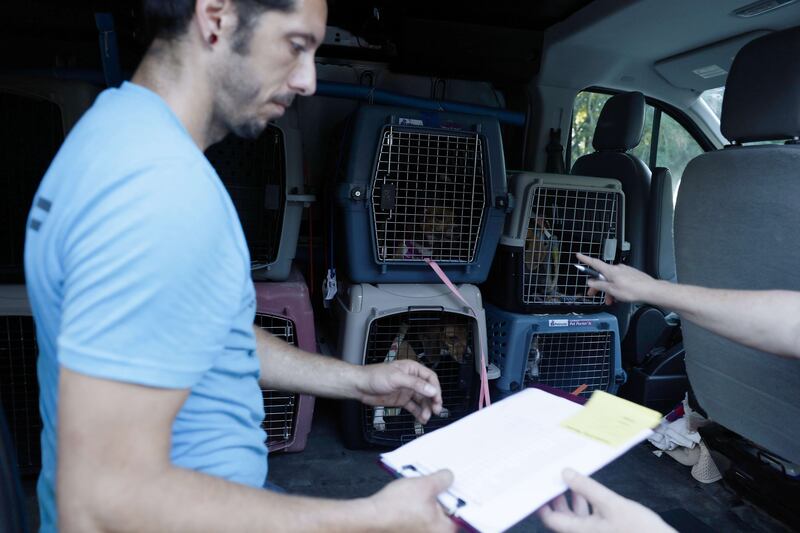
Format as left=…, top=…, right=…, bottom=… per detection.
left=403, top=398, right=424, bottom=420
left=424, top=469, right=455, bottom=495
left=571, top=491, right=590, bottom=517
left=405, top=391, right=436, bottom=423
left=538, top=504, right=585, bottom=533
left=587, top=279, right=616, bottom=305
left=586, top=279, right=610, bottom=292
left=552, top=494, right=570, bottom=513
left=575, top=253, right=608, bottom=273
left=562, top=469, right=620, bottom=513
left=390, top=364, right=444, bottom=415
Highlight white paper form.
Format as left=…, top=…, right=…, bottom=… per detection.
left=381, top=388, right=653, bottom=533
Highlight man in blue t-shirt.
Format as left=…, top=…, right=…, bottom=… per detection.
left=25, top=1, right=455, bottom=531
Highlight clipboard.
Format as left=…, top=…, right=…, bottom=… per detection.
left=379, top=388, right=660, bottom=533
left=378, top=461, right=478, bottom=533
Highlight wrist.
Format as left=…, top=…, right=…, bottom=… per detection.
left=345, top=362, right=370, bottom=402
left=354, top=495, right=390, bottom=532
left=640, top=278, right=669, bottom=305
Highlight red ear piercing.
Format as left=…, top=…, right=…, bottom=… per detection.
left=209, top=34, right=218, bottom=45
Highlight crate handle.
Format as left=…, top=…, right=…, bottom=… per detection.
left=286, top=193, right=316, bottom=206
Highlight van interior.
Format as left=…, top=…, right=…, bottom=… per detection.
left=2, top=0, right=800, bottom=531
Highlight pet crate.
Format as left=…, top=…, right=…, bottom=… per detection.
left=0, top=285, right=42, bottom=475
left=253, top=267, right=317, bottom=452
left=486, top=172, right=629, bottom=313
left=0, top=77, right=98, bottom=284
left=486, top=304, right=625, bottom=397
left=336, top=283, right=488, bottom=448
left=336, top=105, right=511, bottom=284
left=206, top=109, right=314, bottom=281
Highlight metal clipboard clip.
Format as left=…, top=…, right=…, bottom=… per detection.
left=401, top=464, right=468, bottom=516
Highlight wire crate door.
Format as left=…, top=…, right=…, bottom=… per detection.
left=523, top=184, right=621, bottom=305
left=362, top=310, right=476, bottom=445
left=0, top=315, right=42, bottom=473
left=254, top=313, right=298, bottom=450
left=206, top=125, right=286, bottom=269
left=525, top=330, right=615, bottom=396
left=371, top=126, right=487, bottom=264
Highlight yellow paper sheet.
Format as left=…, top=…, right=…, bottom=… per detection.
left=561, top=390, right=662, bottom=447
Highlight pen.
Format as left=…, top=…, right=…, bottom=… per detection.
left=574, top=263, right=607, bottom=281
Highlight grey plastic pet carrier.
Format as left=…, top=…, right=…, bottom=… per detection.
left=486, top=172, right=628, bottom=313
left=336, top=283, right=488, bottom=448
left=0, top=77, right=98, bottom=284
left=0, top=285, right=41, bottom=475
left=205, top=110, right=314, bottom=281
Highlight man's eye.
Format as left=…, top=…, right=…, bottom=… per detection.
left=290, top=41, right=306, bottom=54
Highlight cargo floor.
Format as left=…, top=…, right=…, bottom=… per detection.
left=21, top=398, right=792, bottom=532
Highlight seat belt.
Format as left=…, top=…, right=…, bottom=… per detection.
left=545, top=128, right=566, bottom=174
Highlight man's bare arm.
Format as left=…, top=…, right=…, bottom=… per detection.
left=58, top=368, right=455, bottom=533
left=577, top=253, right=800, bottom=359
left=253, top=327, right=363, bottom=398
left=253, top=326, right=444, bottom=422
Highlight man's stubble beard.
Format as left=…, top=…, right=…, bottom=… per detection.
left=214, top=56, right=269, bottom=141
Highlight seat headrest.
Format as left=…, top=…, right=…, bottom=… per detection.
left=592, top=91, right=645, bottom=151
left=721, top=27, right=800, bottom=144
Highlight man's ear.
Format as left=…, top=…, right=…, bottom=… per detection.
left=194, top=0, right=238, bottom=46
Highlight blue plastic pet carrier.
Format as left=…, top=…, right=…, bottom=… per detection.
left=487, top=304, right=625, bottom=397
left=486, top=172, right=628, bottom=313
left=336, top=105, right=511, bottom=284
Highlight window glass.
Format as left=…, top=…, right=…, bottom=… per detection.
left=629, top=105, right=654, bottom=165
left=700, top=87, right=724, bottom=120
left=570, top=91, right=611, bottom=164
left=656, top=113, right=704, bottom=202
left=571, top=90, right=708, bottom=204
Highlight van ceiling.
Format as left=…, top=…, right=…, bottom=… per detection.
left=2, top=0, right=594, bottom=84
left=6, top=0, right=800, bottom=100
left=539, top=0, right=800, bottom=107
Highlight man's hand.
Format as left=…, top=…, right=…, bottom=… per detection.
left=357, top=360, right=444, bottom=424
left=539, top=469, right=676, bottom=533
left=576, top=253, right=661, bottom=305
left=368, top=470, right=457, bottom=533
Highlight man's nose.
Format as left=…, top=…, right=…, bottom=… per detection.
left=288, top=55, right=317, bottom=96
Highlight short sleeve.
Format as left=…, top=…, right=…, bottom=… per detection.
left=56, top=158, right=245, bottom=389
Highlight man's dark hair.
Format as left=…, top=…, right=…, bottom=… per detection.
left=143, top=0, right=296, bottom=52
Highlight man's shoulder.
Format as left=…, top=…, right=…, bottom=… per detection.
left=73, top=85, right=199, bottom=163
left=51, top=85, right=222, bottom=213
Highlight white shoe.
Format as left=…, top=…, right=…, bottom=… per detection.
left=691, top=441, right=722, bottom=483
left=665, top=445, right=701, bottom=466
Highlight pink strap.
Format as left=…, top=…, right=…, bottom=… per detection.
left=424, top=259, right=491, bottom=409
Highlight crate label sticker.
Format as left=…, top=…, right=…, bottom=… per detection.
left=548, top=319, right=569, bottom=327
left=569, top=320, right=594, bottom=327
left=399, top=117, right=424, bottom=126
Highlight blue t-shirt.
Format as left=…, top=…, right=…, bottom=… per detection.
left=24, top=82, right=267, bottom=532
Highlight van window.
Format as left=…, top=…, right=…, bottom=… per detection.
left=570, top=89, right=705, bottom=204
left=656, top=113, right=704, bottom=202
left=700, top=87, right=724, bottom=120
left=702, top=86, right=786, bottom=148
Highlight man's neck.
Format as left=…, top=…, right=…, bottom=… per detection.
left=131, top=39, right=222, bottom=150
